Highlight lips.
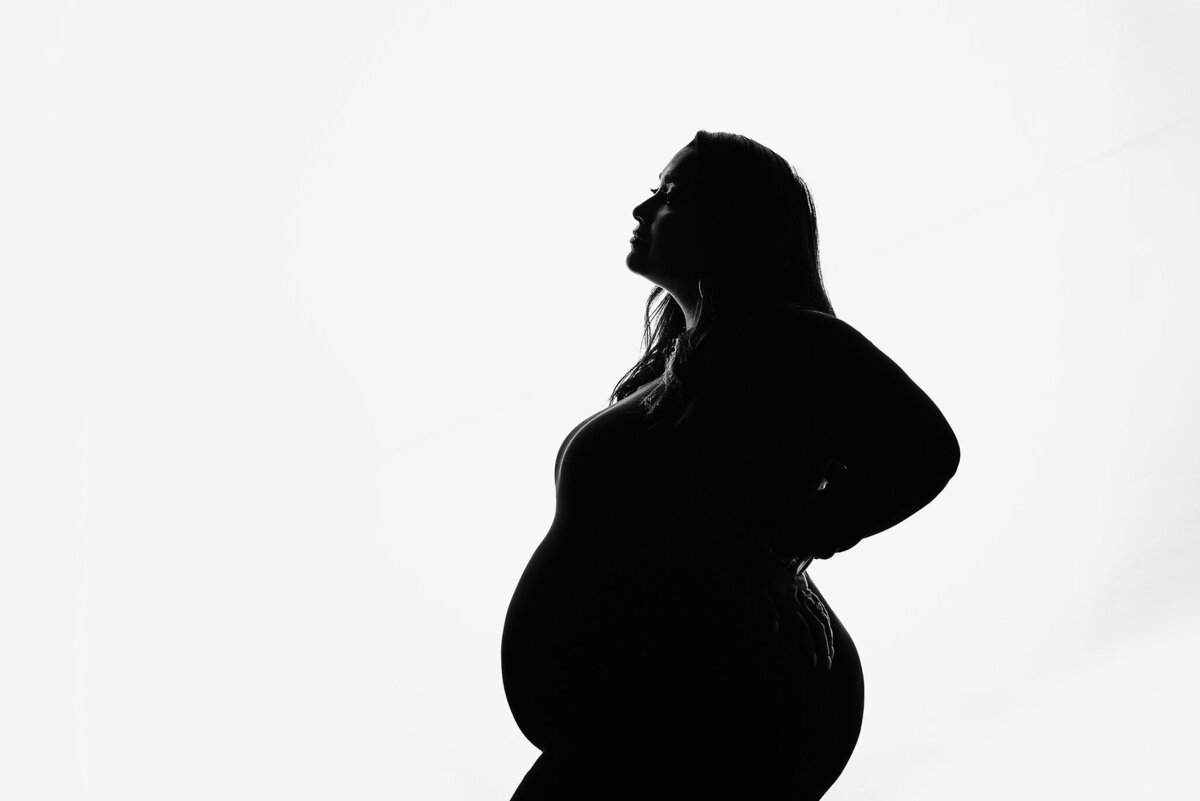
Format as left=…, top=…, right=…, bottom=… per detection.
left=630, top=231, right=648, bottom=246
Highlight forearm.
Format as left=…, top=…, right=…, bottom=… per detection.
left=771, top=463, right=955, bottom=559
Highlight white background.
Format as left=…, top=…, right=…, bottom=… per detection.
left=3, top=1, right=1199, bottom=798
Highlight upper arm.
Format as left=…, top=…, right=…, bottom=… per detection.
left=776, top=308, right=960, bottom=489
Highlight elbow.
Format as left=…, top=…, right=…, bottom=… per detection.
left=901, top=409, right=961, bottom=490
left=908, top=439, right=959, bottom=518
left=922, top=408, right=960, bottom=486
left=920, top=430, right=960, bottom=502
left=945, top=423, right=961, bottom=477
left=940, top=430, right=961, bottom=484
left=909, top=427, right=960, bottom=499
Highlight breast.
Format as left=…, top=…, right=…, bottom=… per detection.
left=550, top=372, right=829, bottom=557
left=550, top=388, right=664, bottom=533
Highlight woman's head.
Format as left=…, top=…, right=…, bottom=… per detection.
left=612, top=131, right=834, bottom=417
left=691, top=131, right=830, bottom=317
left=625, top=142, right=702, bottom=310
left=625, top=131, right=832, bottom=324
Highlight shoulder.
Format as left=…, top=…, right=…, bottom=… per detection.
left=770, top=302, right=854, bottom=334
left=757, top=304, right=922, bottom=421
left=769, top=304, right=960, bottom=472
left=760, top=303, right=874, bottom=370
left=702, top=303, right=878, bottom=395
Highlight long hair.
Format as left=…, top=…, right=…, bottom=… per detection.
left=609, top=131, right=835, bottom=430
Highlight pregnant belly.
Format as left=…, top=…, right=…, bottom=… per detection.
left=502, top=530, right=865, bottom=788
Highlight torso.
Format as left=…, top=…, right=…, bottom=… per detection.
left=503, top=352, right=865, bottom=798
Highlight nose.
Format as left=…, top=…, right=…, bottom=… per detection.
left=632, top=197, right=650, bottom=224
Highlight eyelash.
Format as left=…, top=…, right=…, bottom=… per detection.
left=649, top=188, right=671, bottom=204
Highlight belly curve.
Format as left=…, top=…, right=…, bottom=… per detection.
left=502, top=522, right=865, bottom=775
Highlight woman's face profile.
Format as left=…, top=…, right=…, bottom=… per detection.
left=626, top=143, right=701, bottom=296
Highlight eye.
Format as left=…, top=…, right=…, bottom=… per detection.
left=649, top=188, right=672, bottom=205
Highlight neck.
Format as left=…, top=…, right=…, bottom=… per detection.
left=666, top=288, right=699, bottom=330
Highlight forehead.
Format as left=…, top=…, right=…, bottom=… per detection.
left=659, top=144, right=698, bottom=183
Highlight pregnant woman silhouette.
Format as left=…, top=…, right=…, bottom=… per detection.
left=502, top=131, right=960, bottom=799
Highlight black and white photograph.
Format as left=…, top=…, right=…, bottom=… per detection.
left=3, top=2, right=1198, bottom=798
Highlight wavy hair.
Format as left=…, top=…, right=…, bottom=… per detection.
left=609, top=131, right=835, bottom=430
